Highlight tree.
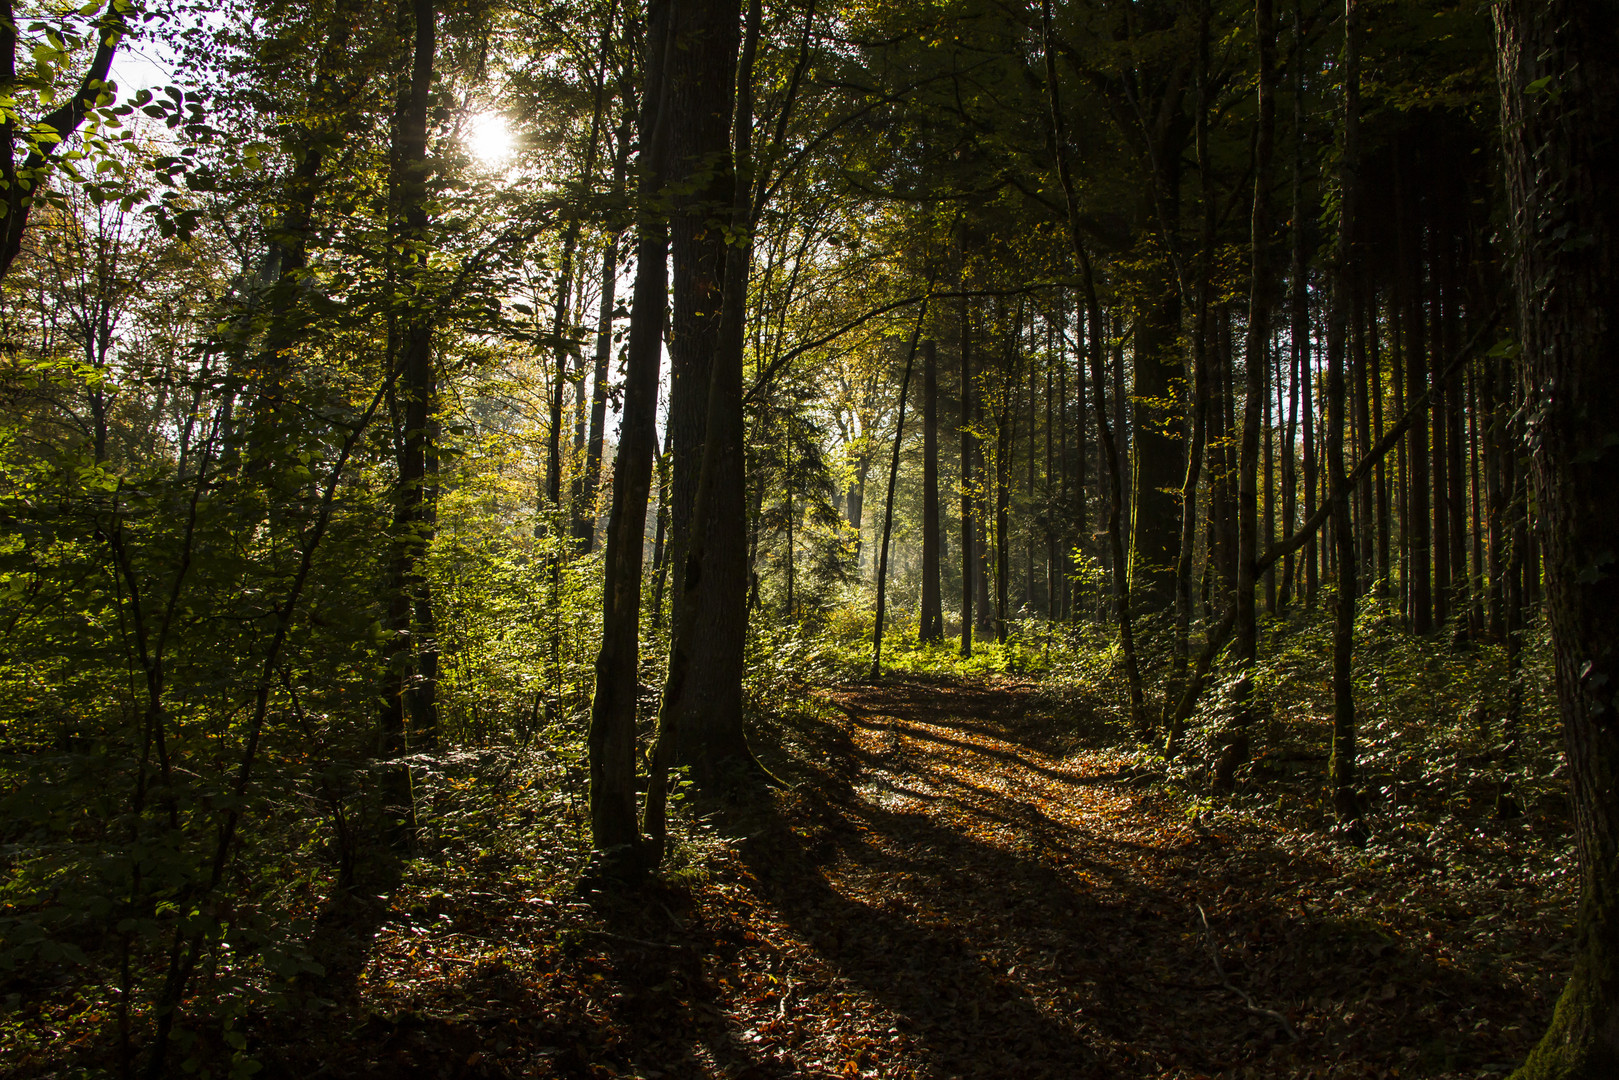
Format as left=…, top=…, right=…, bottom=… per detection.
left=919, top=336, right=944, bottom=641
left=586, top=0, right=671, bottom=868
left=1496, top=1, right=1619, bottom=1074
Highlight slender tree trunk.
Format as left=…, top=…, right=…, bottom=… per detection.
left=921, top=338, right=944, bottom=641
left=1497, top=3, right=1619, bottom=1072
left=1217, top=0, right=1275, bottom=791
left=871, top=307, right=930, bottom=677
left=380, top=0, right=440, bottom=797
left=1326, top=0, right=1362, bottom=835
left=585, top=0, right=671, bottom=868
left=960, top=288, right=976, bottom=657
left=576, top=130, right=634, bottom=552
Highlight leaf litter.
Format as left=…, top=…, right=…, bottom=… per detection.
left=107, top=676, right=1570, bottom=1079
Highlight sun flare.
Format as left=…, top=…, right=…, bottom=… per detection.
left=466, top=111, right=515, bottom=165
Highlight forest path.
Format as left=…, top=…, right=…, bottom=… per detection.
left=752, top=675, right=1298, bottom=1079
left=299, top=676, right=1549, bottom=1080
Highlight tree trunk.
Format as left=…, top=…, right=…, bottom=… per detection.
left=575, top=129, right=634, bottom=552
left=1217, top=0, right=1275, bottom=792
left=663, top=0, right=740, bottom=628
left=1326, top=0, right=1362, bottom=835
left=872, top=311, right=929, bottom=677
left=1497, top=2, right=1619, bottom=1073
left=921, top=338, right=944, bottom=641
left=585, top=0, right=671, bottom=868
left=960, top=288, right=976, bottom=657
left=657, top=0, right=748, bottom=794
left=380, top=0, right=440, bottom=796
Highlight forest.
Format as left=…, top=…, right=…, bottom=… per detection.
left=1, top=0, right=1616, bottom=1076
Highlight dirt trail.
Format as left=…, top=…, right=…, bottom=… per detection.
left=267, top=676, right=1554, bottom=1080
left=753, top=677, right=1294, bottom=1078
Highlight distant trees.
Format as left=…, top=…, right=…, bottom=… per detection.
left=0, top=0, right=1607, bottom=1070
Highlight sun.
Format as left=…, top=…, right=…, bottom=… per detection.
left=466, top=111, right=515, bottom=166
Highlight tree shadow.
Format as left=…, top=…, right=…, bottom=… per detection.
left=723, top=683, right=1559, bottom=1078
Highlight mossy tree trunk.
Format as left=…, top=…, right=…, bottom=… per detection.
left=1497, top=1, right=1619, bottom=1075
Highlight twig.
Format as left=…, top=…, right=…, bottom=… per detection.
left=583, top=929, right=684, bottom=950
left=1196, top=905, right=1300, bottom=1042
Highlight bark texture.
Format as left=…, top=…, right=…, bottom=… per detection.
left=1497, top=1, right=1619, bottom=1076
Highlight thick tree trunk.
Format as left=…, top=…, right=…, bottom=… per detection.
left=663, top=0, right=741, bottom=626
left=1496, top=2, right=1619, bottom=1074
left=658, top=0, right=748, bottom=793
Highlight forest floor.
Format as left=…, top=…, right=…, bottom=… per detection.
left=246, top=676, right=1565, bottom=1080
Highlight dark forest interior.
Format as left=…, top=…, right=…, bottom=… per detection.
left=2, top=0, right=1617, bottom=1077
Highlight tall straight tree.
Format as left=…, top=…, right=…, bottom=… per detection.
left=920, top=336, right=944, bottom=642
left=1496, top=1, right=1619, bottom=1074
left=664, top=0, right=743, bottom=620
left=653, top=0, right=752, bottom=801
left=379, top=0, right=441, bottom=779
left=1325, top=0, right=1361, bottom=834
left=585, top=0, right=672, bottom=867
left=1216, top=0, right=1276, bottom=791
left=959, top=286, right=976, bottom=658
